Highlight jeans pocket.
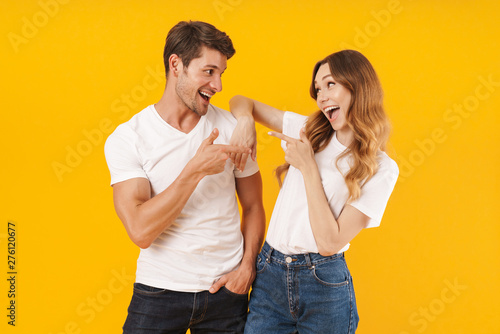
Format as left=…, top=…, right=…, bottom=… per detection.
left=221, top=286, right=249, bottom=299
left=255, top=253, right=268, bottom=274
left=133, top=283, right=169, bottom=296
left=312, top=261, right=350, bottom=287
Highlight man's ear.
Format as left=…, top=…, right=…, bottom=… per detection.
left=169, top=54, right=182, bottom=77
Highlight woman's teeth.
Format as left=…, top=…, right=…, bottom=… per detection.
left=324, top=106, right=339, bottom=119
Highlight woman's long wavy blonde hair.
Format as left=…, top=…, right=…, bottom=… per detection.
left=276, top=50, right=390, bottom=202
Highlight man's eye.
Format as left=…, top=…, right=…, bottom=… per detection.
left=205, top=69, right=213, bottom=75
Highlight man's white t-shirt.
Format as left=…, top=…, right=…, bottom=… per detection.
left=104, top=104, right=259, bottom=292
left=266, top=112, right=399, bottom=255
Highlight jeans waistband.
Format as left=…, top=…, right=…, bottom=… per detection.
left=260, top=241, right=344, bottom=267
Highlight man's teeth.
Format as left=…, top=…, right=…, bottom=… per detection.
left=200, top=91, right=213, bottom=98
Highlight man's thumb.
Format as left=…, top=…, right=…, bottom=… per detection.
left=203, top=128, right=219, bottom=146
left=209, top=277, right=225, bottom=294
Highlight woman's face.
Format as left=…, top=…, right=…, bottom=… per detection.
left=314, top=63, right=352, bottom=140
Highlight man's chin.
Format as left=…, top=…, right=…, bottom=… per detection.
left=193, top=105, right=209, bottom=116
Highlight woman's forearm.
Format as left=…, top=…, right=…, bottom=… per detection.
left=230, top=95, right=284, bottom=132
left=301, top=160, right=369, bottom=256
left=301, top=162, right=343, bottom=256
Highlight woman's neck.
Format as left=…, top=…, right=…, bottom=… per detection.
left=336, top=129, right=354, bottom=147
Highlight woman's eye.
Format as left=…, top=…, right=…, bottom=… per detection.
left=315, top=87, right=320, bottom=93
left=328, top=82, right=335, bottom=87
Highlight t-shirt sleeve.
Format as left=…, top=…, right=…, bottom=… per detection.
left=234, top=156, right=260, bottom=178
left=349, top=156, right=399, bottom=228
left=104, top=125, right=148, bottom=186
left=281, top=111, right=308, bottom=151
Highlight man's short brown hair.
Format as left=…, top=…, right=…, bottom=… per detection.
left=163, top=21, right=235, bottom=78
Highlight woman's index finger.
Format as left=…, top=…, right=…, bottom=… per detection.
left=268, top=131, right=295, bottom=143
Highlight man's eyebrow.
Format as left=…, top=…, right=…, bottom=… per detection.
left=204, top=64, right=227, bottom=73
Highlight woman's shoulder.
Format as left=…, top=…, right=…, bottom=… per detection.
left=376, top=151, right=399, bottom=176
left=283, top=111, right=308, bottom=137
left=284, top=111, right=308, bottom=122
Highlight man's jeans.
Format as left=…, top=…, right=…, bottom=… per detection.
left=123, top=283, right=248, bottom=333
left=244, top=241, right=359, bottom=333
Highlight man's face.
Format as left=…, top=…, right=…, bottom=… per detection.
left=175, top=46, right=227, bottom=116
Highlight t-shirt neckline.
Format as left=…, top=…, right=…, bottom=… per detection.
left=150, top=104, right=208, bottom=136
left=332, top=131, right=348, bottom=151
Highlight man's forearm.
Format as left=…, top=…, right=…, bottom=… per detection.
left=124, top=162, right=204, bottom=249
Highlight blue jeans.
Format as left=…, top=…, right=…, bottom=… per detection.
left=244, top=242, right=359, bottom=334
left=123, top=283, right=248, bottom=333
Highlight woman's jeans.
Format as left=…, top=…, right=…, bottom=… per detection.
left=244, top=241, right=359, bottom=334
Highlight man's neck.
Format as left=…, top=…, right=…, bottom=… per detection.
left=154, top=88, right=201, bottom=134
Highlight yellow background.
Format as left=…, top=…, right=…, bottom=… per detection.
left=1, top=0, right=499, bottom=333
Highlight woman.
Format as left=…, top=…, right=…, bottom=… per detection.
left=229, top=50, right=399, bottom=333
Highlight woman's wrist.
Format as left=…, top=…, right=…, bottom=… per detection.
left=300, top=159, right=320, bottom=178
left=237, top=114, right=255, bottom=126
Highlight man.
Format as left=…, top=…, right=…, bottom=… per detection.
left=104, top=21, right=265, bottom=333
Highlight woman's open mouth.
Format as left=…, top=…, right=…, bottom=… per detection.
left=324, top=106, right=340, bottom=121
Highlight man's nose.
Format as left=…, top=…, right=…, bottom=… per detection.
left=211, top=75, right=222, bottom=92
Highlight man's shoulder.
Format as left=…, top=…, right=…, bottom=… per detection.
left=111, top=106, right=153, bottom=134
left=106, top=106, right=152, bottom=148
left=207, top=104, right=236, bottom=126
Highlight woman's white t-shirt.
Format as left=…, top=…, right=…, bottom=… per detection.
left=266, top=112, right=399, bottom=255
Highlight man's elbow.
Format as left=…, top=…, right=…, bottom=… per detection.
left=243, top=205, right=266, bottom=227
left=129, top=233, right=152, bottom=249
left=133, top=238, right=152, bottom=249
left=126, top=223, right=152, bottom=249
